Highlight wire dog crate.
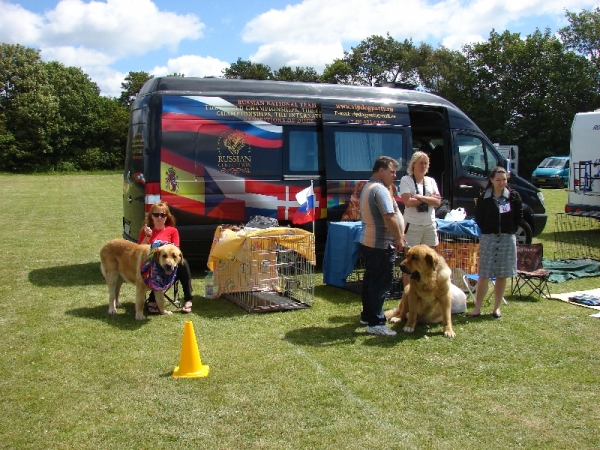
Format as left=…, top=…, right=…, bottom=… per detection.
left=436, top=220, right=481, bottom=291
left=554, top=213, right=600, bottom=261
left=343, top=252, right=405, bottom=299
left=210, top=227, right=316, bottom=313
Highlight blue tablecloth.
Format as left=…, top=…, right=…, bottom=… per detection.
left=323, top=219, right=482, bottom=287
left=436, top=218, right=481, bottom=238
left=323, top=222, right=362, bottom=287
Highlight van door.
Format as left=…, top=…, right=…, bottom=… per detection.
left=454, top=133, right=503, bottom=215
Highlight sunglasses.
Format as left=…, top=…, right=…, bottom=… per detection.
left=152, top=212, right=167, bottom=218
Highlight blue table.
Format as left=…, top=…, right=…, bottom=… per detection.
left=323, top=222, right=362, bottom=287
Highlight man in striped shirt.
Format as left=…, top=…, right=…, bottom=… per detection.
left=359, top=156, right=405, bottom=336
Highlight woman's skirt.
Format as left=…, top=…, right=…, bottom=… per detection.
left=478, top=233, right=517, bottom=278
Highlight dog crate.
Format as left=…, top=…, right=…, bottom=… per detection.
left=343, top=252, right=405, bottom=299
left=554, top=213, right=600, bottom=261
left=323, top=221, right=404, bottom=298
left=209, top=227, right=316, bottom=312
left=435, top=219, right=481, bottom=290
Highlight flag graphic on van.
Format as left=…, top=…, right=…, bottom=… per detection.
left=158, top=95, right=325, bottom=223
left=162, top=95, right=282, bottom=148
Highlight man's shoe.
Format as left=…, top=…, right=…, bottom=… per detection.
left=359, top=319, right=368, bottom=325
left=366, top=325, right=397, bottom=336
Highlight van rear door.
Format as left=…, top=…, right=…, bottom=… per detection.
left=122, top=107, right=149, bottom=242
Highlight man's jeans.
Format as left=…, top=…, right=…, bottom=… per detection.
left=360, top=244, right=395, bottom=326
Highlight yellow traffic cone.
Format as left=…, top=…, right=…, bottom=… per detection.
left=173, top=321, right=210, bottom=378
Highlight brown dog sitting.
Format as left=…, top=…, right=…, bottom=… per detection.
left=100, top=238, right=182, bottom=320
left=385, top=244, right=456, bottom=338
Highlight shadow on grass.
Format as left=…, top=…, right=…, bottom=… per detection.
left=65, top=295, right=246, bottom=327
left=29, top=262, right=105, bottom=287
left=65, top=302, right=147, bottom=330
left=504, top=294, right=540, bottom=303
left=314, top=285, right=361, bottom=305
left=185, top=296, right=247, bottom=319
left=284, top=314, right=420, bottom=347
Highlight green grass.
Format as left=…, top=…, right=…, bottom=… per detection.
left=1, top=176, right=599, bottom=449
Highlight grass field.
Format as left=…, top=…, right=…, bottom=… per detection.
left=1, top=174, right=599, bottom=449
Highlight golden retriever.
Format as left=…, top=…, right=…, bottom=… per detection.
left=100, top=238, right=182, bottom=320
left=385, top=244, right=455, bottom=338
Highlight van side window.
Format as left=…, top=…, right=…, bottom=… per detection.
left=458, top=134, right=500, bottom=176
left=334, top=130, right=403, bottom=171
left=289, top=130, right=319, bottom=171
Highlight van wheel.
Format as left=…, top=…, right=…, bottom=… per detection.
left=558, top=179, right=565, bottom=189
left=516, top=221, right=532, bottom=245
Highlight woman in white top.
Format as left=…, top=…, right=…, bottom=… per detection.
left=399, top=151, right=442, bottom=286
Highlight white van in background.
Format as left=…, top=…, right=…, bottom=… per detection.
left=566, top=111, right=600, bottom=215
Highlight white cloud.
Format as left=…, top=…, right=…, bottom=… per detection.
left=39, top=0, right=204, bottom=57
left=250, top=41, right=344, bottom=70
left=150, top=55, right=230, bottom=78
left=243, top=0, right=598, bottom=69
left=87, top=66, right=128, bottom=98
left=41, top=46, right=117, bottom=67
left=0, top=1, right=44, bottom=44
left=0, top=0, right=206, bottom=96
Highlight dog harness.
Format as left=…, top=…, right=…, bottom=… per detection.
left=140, top=240, right=178, bottom=291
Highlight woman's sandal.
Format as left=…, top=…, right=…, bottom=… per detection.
left=181, top=300, right=193, bottom=314
left=145, top=300, right=160, bottom=315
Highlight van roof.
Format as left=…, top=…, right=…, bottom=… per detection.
left=137, top=76, right=479, bottom=132
left=140, top=77, right=456, bottom=108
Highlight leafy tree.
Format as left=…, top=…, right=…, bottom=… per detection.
left=78, top=96, right=128, bottom=170
left=559, top=7, right=600, bottom=74
left=460, top=29, right=599, bottom=176
left=418, top=44, right=470, bottom=101
left=273, top=66, right=320, bottom=82
left=321, top=34, right=421, bottom=86
left=46, top=62, right=100, bottom=166
left=321, top=59, right=354, bottom=84
left=119, top=71, right=153, bottom=108
left=0, top=43, right=59, bottom=172
left=46, top=61, right=128, bottom=171
left=222, top=58, right=272, bottom=80
left=0, top=43, right=129, bottom=172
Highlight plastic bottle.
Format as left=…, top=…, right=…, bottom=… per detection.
left=205, top=271, right=215, bottom=299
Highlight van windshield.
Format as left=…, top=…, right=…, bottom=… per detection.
left=539, top=158, right=567, bottom=168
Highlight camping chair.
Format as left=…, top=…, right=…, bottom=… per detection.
left=462, top=273, right=507, bottom=305
left=164, top=280, right=182, bottom=308
left=511, top=243, right=550, bottom=300
left=144, top=281, right=182, bottom=314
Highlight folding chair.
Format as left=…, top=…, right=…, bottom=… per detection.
left=144, top=281, right=182, bottom=313
left=511, top=243, right=550, bottom=300
left=462, top=273, right=507, bottom=305
left=164, top=280, right=182, bottom=308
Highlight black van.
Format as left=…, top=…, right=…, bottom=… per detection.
left=122, top=77, right=547, bottom=260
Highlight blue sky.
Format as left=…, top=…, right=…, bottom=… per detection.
left=1, top=0, right=597, bottom=97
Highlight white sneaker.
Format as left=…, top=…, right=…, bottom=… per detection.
left=359, top=319, right=368, bottom=325
left=366, top=325, right=397, bottom=336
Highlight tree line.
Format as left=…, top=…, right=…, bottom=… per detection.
left=1, top=7, right=599, bottom=176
